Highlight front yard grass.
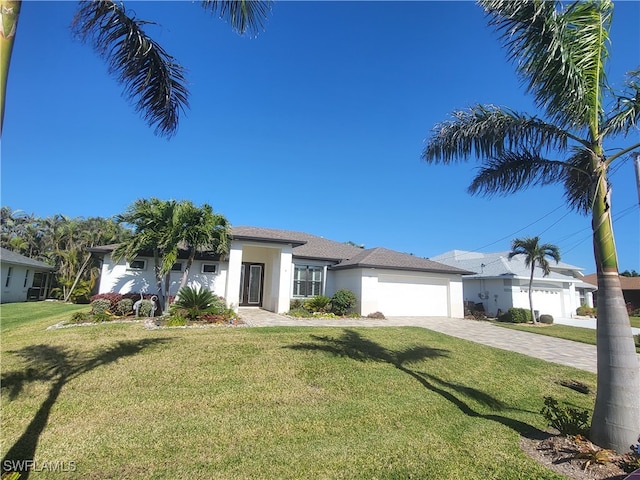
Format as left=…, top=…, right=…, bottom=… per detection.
left=1, top=303, right=597, bottom=479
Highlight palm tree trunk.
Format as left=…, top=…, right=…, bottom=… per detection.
left=0, top=0, right=20, bottom=135
left=180, top=249, right=195, bottom=291
left=152, top=248, right=164, bottom=313
left=528, top=263, right=536, bottom=324
left=590, top=174, right=640, bottom=453
left=63, top=252, right=92, bottom=303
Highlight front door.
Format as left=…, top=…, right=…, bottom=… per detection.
left=239, top=263, right=264, bottom=306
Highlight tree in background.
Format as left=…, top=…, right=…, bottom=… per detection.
left=1, top=206, right=130, bottom=302
left=0, top=0, right=272, bottom=136
left=508, top=236, right=561, bottom=325
left=422, top=0, right=639, bottom=452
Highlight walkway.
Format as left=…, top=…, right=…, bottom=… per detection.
left=239, top=308, right=640, bottom=374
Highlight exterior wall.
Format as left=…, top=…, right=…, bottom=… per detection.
left=462, top=278, right=513, bottom=317
left=332, top=268, right=463, bottom=317
left=99, top=254, right=226, bottom=298
left=1, top=264, right=31, bottom=303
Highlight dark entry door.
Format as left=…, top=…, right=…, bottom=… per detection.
left=240, top=263, right=264, bottom=306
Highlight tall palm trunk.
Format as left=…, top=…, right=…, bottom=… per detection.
left=179, top=248, right=196, bottom=291
left=0, top=0, right=20, bottom=135
left=152, top=248, right=164, bottom=314
left=528, top=262, right=536, bottom=325
left=590, top=171, right=640, bottom=453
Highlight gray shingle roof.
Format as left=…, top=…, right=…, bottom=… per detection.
left=431, top=250, right=588, bottom=282
left=232, top=226, right=364, bottom=261
left=0, top=248, right=55, bottom=270
left=331, top=247, right=471, bottom=274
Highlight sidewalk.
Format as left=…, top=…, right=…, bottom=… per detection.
left=239, top=308, right=640, bottom=374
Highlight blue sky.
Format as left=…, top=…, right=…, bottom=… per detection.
left=2, top=1, right=639, bottom=273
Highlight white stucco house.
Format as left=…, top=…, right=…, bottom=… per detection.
left=91, top=226, right=470, bottom=317
left=1, top=247, right=55, bottom=303
left=431, top=250, right=596, bottom=319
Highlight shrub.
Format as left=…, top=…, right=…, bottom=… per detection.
left=287, top=308, right=313, bottom=318
left=91, top=312, right=113, bottom=323
left=290, top=299, right=304, bottom=310
left=367, top=311, right=386, bottom=319
left=576, top=304, right=597, bottom=317
left=136, top=300, right=154, bottom=317
left=115, top=298, right=134, bottom=316
left=70, top=311, right=90, bottom=324
left=541, top=396, right=590, bottom=436
left=172, top=286, right=224, bottom=320
left=91, top=299, right=112, bottom=315
left=497, top=307, right=532, bottom=323
left=304, top=295, right=331, bottom=313
left=90, top=293, right=124, bottom=310
left=539, top=314, right=554, bottom=324
left=330, top=289, right=357, bottom=316
left=166, top=316, right=188, bottom=327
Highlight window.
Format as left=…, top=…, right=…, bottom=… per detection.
left=201, top=264, right=217, bottom=274
left=127, top=260, right=146, bottom=270
left=24, top=269, right=30, bottom=288
left=171, top=262, right=183, bottom=272
left=5, top=267, right=12, bottom=287
left=293, top=265, right=323, bottom=297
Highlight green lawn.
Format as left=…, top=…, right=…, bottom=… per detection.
left=0, top=301, right=89, bottom=333
left=1, top=304, right=597, bottom=479
left=630, top=316, right=640, bottom=329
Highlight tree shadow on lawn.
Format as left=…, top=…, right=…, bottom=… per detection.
left=286, top=329, right=545, bottom=439
left=1, top=338, right=173, bottom=479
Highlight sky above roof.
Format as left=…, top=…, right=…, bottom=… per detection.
left=2, top=1, right=639, bottom=274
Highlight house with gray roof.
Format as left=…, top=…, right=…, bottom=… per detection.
left=431, top=250, right=596, bottom=319
left=92, top=226, right=470, bottom=317
left=1, top=247, right=55, bottom=303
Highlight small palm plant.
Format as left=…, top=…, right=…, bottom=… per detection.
left=171, top=286, right=225, bottom=320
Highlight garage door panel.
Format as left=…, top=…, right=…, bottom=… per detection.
left=377, top=274, right=449, bottom=316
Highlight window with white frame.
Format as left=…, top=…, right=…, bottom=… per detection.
left=24, top=269, right=30, bottom=288
left=5, top=267, right=12, bottom=287
left=201, top=263, right=218, bottom=274
left=127, top=260, right=146, bottom=270
left=293, top=265, right=323, bottom=297
left=171, top=262, right=183, bottom=272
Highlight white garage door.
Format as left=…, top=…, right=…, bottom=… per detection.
left=377, top=274, right=449, bottom=316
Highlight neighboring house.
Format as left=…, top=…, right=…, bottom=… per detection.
left=1, top=247, right=55, bottom=303
left=90, top=226, right=470, bottom=317
left=583, top=274, right=640, bottom=311
left=431, top=250, right=596, bottom=319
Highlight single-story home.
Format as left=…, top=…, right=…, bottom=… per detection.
left=583, top=273, right=640, bottom=311
left=1, top=247, right=56, bottom=303
left=430, top=250, right=596, bottom=319
left=90, top=226, right=470, bottom=317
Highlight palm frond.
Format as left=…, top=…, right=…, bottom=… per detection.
left=468, top=149, right=568, bottom=196
left=200, top=0, right=272, bottom=37
left=603, top=69, right=640, bottom=136
left=480, top=0, right=612, bottom=132
left=563, top=149, right=595, bottom=215
left=72, top=1, right=189, bottom=138
left=422, top=105, right=570, bottom=163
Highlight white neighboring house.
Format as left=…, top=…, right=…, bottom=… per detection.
left=1, top=248, right=55, bottom=303
left=91, top=226, right=470, bottom=317
left=431, top=250, right=596, bottom=319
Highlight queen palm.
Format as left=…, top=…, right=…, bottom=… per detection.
left=508, top=237, right=560, bottom=325
left=0, top=0, right=272, bottom=136
left=422, top=0, right=639, bottom=452
left=112, top=198, right=178, bottom=312
left=164, top=201, right=231, bottom=291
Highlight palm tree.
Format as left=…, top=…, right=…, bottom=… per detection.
left=422, top=0, right=639, bottom=452
left=113, top=198, right=178, bottom=311
left=165, top=201, right=231, bottom=291
left=508, top=237, right=560, bottom=325
left=0, top=0, right=272, bottom=136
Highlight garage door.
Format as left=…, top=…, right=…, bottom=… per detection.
left=377, top=274, right=449, bottom=316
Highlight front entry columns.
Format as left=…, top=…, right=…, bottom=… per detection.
left=226, top=241, right=243, bottom=312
